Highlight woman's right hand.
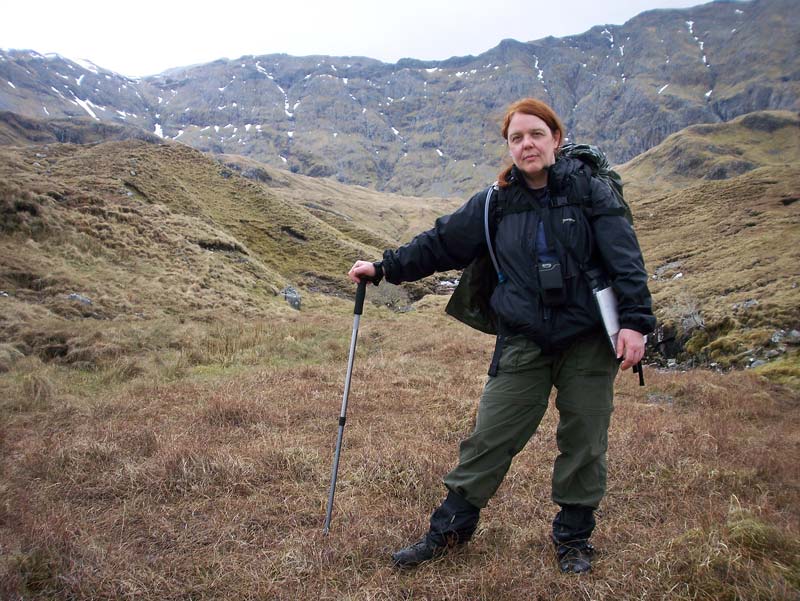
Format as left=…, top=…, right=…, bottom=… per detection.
left=348, top=260, right=376, bottom=283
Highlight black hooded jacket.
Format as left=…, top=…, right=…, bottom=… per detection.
left=381, top=157, right=656, bottom=351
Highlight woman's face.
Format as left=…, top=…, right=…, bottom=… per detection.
left=507, top=112, right=561, bottom=188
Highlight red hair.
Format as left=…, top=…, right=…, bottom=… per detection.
left=497, top=98, right=565, bottom=188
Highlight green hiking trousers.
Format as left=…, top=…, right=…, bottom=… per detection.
left=444, top=331, right=619, bottom=510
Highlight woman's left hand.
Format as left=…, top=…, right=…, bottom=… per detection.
left=617, top=329, right=645, bottom=370
left=347, top=260, right=376, bottom=283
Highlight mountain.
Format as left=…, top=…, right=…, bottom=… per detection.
left=1, top=0, right=797, bottom=197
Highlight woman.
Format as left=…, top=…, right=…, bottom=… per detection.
left=348, top=98, right=655, bottom=574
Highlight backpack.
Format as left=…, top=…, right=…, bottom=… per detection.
left=446, top=143, right=631, bottom=335
left=558, top=143, right=633, bottom=225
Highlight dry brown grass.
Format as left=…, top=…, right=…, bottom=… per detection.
left=1, top=295, right=798, bottom=600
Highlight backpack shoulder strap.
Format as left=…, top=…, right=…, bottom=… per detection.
left=483, top=183, right=506, bottom=283
left=551, top=166, right=608, bottom=289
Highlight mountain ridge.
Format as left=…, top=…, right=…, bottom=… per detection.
left=1, top=0, right=796, bottom=196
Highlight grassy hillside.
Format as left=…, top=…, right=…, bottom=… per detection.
left=636, top=164, right=799, bottom=367
left=619, top=110, right=800, bottom=200
left=0, top=134, right=454, bottom=369
left=217, top=152, right=462, bottom=250
left=0, top=140, right=364, bottom=366
left=618, top=111, right=800, bottom=371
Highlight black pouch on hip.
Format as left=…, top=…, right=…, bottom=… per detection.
left=538, top=262, right=566, bottom=307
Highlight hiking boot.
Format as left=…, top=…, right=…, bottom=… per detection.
left=555, top=541, right=595, bottom=574
left=391, top=489, right=479, bottom=569
left=551, top=504, right=596, bottom=573
left=391, top=535, right=448, bottom=568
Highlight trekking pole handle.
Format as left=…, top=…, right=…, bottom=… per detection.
left=354, top=278, right=369, bottom=315
left=634, top=361, right=645, bottom=386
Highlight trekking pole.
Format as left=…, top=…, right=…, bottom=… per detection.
left=323, top=278, right=369, bottom=535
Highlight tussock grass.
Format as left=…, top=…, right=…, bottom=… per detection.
left=1, top=295, right=798, bottom=600
left=1, top=356, right=57, bottom=412
left=755, top=354, right=800, bottom=392
left=217, top=153, right=461, bottom=248
left=662, top=501, right=800, bottom=600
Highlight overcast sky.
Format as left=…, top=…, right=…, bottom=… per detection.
left=3, top=0, right=711, bottom=77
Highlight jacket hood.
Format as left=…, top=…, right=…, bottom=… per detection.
left=507, top=157, right=583, bottom=193
left=546, top=157, right=585, bottom=195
